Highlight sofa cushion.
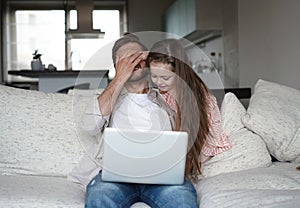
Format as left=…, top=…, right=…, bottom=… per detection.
left=201, top=92, right=272, bottom=178
left=196, top=162, right=300, bottom=207
left=0, top=175, right=84, bottom=207
left=0, top=174, right=150, bottom=208
left=0, top=85, right=93, bottom=176
left=242, top=79, right=300, bottom=162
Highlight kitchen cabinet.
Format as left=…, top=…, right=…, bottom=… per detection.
left=164, top=0, right=223, bottom=43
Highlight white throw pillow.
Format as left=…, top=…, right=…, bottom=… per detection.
left=242, top=79, right=300, bottom=162
left=201, top=92, right=272, bottom=178
left=0, top=85, right=94, bottom=176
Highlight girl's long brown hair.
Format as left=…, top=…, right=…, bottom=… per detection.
left=147, top=39, right=210, bottom=180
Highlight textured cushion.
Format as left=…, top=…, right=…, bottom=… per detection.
left=201, top=92, right=272, bottom=178
left=0, top=85, right=93, bottom=176
left=242, top=79, right=300, bottom=162
left=197, top=162, right=300, bottom=207
left=0, top=175, right=84, bottom=208
left=0, top=175, right=150, bottom=208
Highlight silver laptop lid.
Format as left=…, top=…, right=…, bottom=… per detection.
left=101, top=128, right=188, bottom=184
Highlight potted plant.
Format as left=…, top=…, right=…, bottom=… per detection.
left=31, top=50, right=43, bottom=70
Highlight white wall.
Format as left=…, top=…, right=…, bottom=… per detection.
left=223, top=0, right=239, bottom=88
left=126, top=0, right=300, bottom=90
left=238, top=0, right=300, bottom=90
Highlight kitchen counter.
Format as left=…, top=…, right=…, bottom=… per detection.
left=8, top=70, right=109, bottom=93
left=8, top=70, right=108, bottom=78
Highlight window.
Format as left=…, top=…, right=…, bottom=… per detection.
left=70, top=10, right=120, bottom=70
left=2, top=1, right=126, bottom=82
left=15, top=10, right=65, bottom=72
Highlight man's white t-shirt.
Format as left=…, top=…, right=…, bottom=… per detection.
left=111, top=93, right=172, bottom=131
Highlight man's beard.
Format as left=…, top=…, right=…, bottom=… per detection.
left=127, top=68, right=149, bottom=82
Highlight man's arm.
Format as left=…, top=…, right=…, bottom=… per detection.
left=82, top=51, right=147, bottom=136
left=81, top=77, right=126, bottom=136
left=97, top=51, right=147, bottom=116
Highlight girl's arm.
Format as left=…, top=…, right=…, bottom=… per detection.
left=201, top=94, right=232, bottom=163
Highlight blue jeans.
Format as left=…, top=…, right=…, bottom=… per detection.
left=85, top=171, right=198, bottom=208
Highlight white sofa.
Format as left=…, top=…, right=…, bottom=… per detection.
left=0, top=84, right=86, bottom=207
left=0, top=79, right=299, bottom=208
left=0, top=84, right=149, bottom=208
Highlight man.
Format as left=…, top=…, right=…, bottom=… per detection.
left=74, top=34, right=198, bottom=208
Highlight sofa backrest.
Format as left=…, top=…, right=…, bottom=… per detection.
left=0, top=85, right=96, bottom=177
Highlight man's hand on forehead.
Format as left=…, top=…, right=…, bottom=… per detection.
left=141, top=51, right=149, bottom=60
left=116, top=51, right=142, bottom=65
left=117, top=49, right=147, bottom=60
left=116, top=51, right=149, bottom=65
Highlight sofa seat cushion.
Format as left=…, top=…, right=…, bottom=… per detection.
left=0, top=175, right=84, bottom=208
left=0, top=175, right=150, bottom=208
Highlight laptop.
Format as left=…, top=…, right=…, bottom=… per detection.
left=101, top=128, right=188, bottom=185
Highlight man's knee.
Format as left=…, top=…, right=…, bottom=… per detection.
left=85, top=182, right=118, bottom=208
left=141, top=181, right=197, bottom=208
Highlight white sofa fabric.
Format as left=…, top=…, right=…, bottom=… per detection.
left=0, top=85, right=149, bottom=208
left=242, top=79, right=300, bottom=162
left=201, top=92, right=272, bottom=178
left=1, top=79, right=299, bottom=208
left=0, top=175, right=84, bottom=208
left=197, top=162, right=300, bottom=208
left=0, top=85, right=86, bottom=176
left=0, top=85, right=87, bottom=207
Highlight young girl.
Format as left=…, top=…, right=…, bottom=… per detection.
left=147, top=38, right=231, bottom=181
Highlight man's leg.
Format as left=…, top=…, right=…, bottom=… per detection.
left=139, top=179, right=198, bottom=208
left=85, top=171, right=140, bottom=208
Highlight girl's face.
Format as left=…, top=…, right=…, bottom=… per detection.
left=150, top=62, right=176, bottom=93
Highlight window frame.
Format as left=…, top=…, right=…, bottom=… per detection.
left=1, top=0, right=127, bottom=82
